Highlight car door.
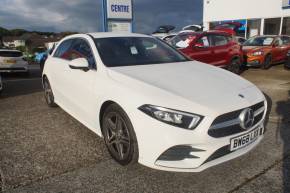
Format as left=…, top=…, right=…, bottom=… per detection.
left=272, top=37, right=286, bottom=63
left=209, top=34, right=230, bottom=67
left=190, top=35, right=213, bottom=64
left=59, top=38, right=98, bottom=127
left=280, top=36, right=290, bottom=61
left=49, top=39, right=74, bottom=104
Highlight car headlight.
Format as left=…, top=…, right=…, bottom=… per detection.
left=138, top=105, right=203, bottom=130
left=252, top=51, right=263, bottom=56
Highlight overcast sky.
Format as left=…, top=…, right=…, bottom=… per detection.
left=0, top=0, right=203, bottom=34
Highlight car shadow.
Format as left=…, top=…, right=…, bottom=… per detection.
left=263, top=93, right=272, bottom=132
left=276, top=90, right=290, bottom=193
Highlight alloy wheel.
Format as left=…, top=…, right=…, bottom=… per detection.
left=43, top=78, right=57, bottom=107
left=103, top=112, right=131, bottom=161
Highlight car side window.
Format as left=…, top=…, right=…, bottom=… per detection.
left=281, top=36, right=290, bottom=45
left=196, top=36, right=210, bottom=47
left=274, top=38, right=283, bottom=47
left=53, top=40, right=73, bottom=59
left=69, top=39, right=96, bottom=67
left=211, top=35, right=229, bottom=46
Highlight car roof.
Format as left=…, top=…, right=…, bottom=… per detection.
left=251, top=35, right=277, bottom=38
left=177, top=30, right=230, bottom=36
left=87, top=32, right=150, bottom=39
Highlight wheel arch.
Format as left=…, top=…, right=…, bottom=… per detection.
left=99, top=100, right=120, bottom=133
left=230, top=55, right=241, bottom=62
left=265, top=52, right=272, bottom=58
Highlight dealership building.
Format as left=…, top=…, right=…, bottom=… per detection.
left=203, top=0, right=290, bottom=38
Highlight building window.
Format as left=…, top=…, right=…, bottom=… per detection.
left=264, top=18, right=281, bottom=35
left=282, top=17, right=290, bottom=35
left=247, top=19, right=261, bottom=38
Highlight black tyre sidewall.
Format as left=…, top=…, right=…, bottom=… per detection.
left=263, top=55, right=271, bottom=70
left=228, top=58, right=241, bottom=74
left=43, top=77, right=57, bottom=107
left=102, top=104, right=139, bottom=166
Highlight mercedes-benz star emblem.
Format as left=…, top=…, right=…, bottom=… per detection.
left=239, top=108, right=255, bottom=130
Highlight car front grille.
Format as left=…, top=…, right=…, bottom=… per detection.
left=208, top=101, right=265, bottom=138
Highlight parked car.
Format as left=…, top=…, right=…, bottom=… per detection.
left=43, top=33, right=267, bottom=172
left=0, top=49, right=29, bottom=73
left=182, top=24, right=204, bottom=32
left=161, top=33, right=177, bottom=42
left=0, top=74, right=3, bottom=94
left=242, top=35, right=290, bottom=69
left=169, top=31, right=243, bottom=74
left=213, top=22, right=243, bottom=36
left=152, top=25, right=175, bottom=39
left=235, top=36, right=247, bottom=45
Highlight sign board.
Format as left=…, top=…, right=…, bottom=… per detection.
left=282, top=0, right=290, bottom=9
left=108, top=21, right=132, bottom=32
left=102, top=0, right=133, bottom=32
left=107, top=0, right=132, bottom=19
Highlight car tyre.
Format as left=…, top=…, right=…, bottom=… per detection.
left=43, top=77, right=57, bottom=107
left=228, top=58, right=241, bottom=74
left=102, top=103, right=139, bottom=166
left=263, top=55, right=272, bottom=70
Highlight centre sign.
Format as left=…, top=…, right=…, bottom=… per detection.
left=102, top=0, right=133, bottom=32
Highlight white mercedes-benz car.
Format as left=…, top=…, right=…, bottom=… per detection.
left=0, top=49, right=29, bottom=73
left=42, top=33, right=267, bottom=172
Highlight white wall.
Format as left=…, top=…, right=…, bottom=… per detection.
left=203, top=0, right=290, bottom=23
left=14, top=40, right=25, bottom=47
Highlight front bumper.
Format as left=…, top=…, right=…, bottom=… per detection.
left=131, top=101, right=267, bottom=172
left=244, top=55, right=264, bottom=67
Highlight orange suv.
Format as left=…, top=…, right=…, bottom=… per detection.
left=243, top=35, right=290, bottom=69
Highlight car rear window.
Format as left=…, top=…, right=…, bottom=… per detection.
left=0, top=51, right=23, bottom=57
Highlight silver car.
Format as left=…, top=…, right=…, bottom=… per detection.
left=0, top=49, right=28, bottom=73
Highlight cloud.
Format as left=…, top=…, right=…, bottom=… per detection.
left=0, top=0, right=203, bottom=33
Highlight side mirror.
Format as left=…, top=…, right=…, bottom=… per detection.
left=69, top=58, right=89, bottom=72
left=193, top=43, right=205, bottom=49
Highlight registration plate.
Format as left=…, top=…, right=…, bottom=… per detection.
left=230, top=127, right=263, bottom=151
left=4, top=59, right=16, bottom=64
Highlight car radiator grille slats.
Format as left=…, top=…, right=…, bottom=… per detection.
left=208, top=101, right=265, bottom=138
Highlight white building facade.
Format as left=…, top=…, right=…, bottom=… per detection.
left=3, top=39, right=25, bottom=48
left=203, top=0, right=290, bottom=38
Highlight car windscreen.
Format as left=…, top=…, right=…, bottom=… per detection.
left=243, top=37, right=274, bottom=46
left=0, top=51, right=23, bottom=57
left=169, top=33, right=197, bottom=48
left=94, top=37, right=189, bottom=67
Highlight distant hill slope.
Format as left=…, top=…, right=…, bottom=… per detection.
left=0, top=26, right=56, bottom=38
